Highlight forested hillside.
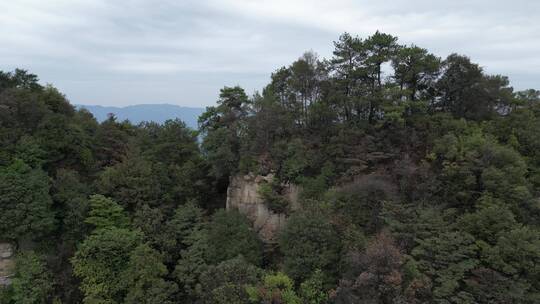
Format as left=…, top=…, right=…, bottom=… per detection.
left=1, top=32, right=540, bottom=304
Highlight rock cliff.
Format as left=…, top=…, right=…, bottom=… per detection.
left=226, top=173, right=300, bottom=242
left=0, top=243, right=15, bottom=286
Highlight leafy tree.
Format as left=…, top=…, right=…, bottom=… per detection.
left=432, top=131, right=531, bottom=212
left=163, top=201, right=205, bottom=261
left=435, top=54, right=513, bottom=120
left=12, top=135, right=45, bottom=168
left=0, top=159, right=55, bottom=242
left=258, top=181, right=290, bottom=214
left=458, top=197, right=517, bottom=244
left=71, top=228, right=141, bottom=303
left=412, top=231, right=479, bottom=303
left=132, top=204, right=167, bottom=249
left=173, top=229, right=209, bottom=301
left=199, top=86, right=251, bottom=180
left=85, top=194, right=130, bottom=230
left=135, top=119, right=215, bottom=206
left=333, top=232, right=407, bottom=304
left=247, top=272, right=300, bottom=304
left=328, top=175, right=396, bottom=234
left=52, top=169, right=91, bottom=244
left=392, top=45, right=440, bottom=101
left=0, top=69, right=41, bottom=93
left=364, top=31, right=399, bottom=88
left=483, top=227, right=540, bottom=293
left=96, top=152, right=163, bottom=211
left=36, top=111, right=93, bottom=173
left=137, top=119, right=199, bottom=166
left=464, top=267, right=530, bottom=304
left=330, top=32, right=364, bottom=121
left=93, top=114, right=132, bottom=168
left=205, top=209, right=263, bottom=266
left=198, top=256, right=262, bottom=304
left=279, top=211, right=341, bottom=282
left=122, top=244, right=178, bottom=304
left=9, top=251, right=54, bottom=304
left=299, top=270, right=329, bottom=304
left=381, top=202, right=449, bottom=250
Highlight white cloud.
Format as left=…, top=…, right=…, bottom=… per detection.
left=0, top=0, right=538, bottom=106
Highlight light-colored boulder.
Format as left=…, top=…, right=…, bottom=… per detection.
left=0, top=242, right=15, bottom=286
left=226, top=174, right=299, bottom=242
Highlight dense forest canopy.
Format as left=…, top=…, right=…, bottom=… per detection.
left=1, top=31, right=540, bottom=304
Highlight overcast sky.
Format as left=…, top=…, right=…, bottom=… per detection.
left=1, top=0, right=539, bottom=107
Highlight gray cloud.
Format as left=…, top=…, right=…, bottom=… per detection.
left=0, top=0, right=538, bottom=106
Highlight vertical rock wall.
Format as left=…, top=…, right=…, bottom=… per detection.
left=226, top=173, right=300, bottom=242
left=0, top=243, right=15, bottom=286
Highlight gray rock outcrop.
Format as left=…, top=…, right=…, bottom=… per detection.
left=0, top=243, right=15, bottom=286
left=226, top=173, right=300, bottom=242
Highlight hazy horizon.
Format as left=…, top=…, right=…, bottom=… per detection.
left=76, top=103, right=205, bottom=109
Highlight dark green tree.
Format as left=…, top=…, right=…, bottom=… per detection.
left=122, top=244, right=178, bottom=304
left=279, top=211, right=341, bottom=282
left=205, top=209, right=263, bottom=266
left=436, top=54, right=513, bottom=120
left=198, top=256, right=262, bottom=304
left=85, top=194, right=130, bottom=230
left=412, top=231, right=479, bottom=303
left=392, top=45, right=440, bottom=101
left=199, top=86, right=251, bottom=181
left=9, top=251, right=54, bottom=304
left=71, top=228, right=141, bottom=304
left=0, top=159, right=55, bottom=242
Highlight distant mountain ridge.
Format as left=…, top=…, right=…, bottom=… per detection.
left=77, top=104, right=205, bottom=129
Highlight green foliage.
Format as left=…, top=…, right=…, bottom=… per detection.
left=2, top=28, right=540, bottom=303
left=247, top=272, right=301, bottom=304
left=85, top=195, right=130, bottom=230
left=52, top=169, right=91, bottom=243
left=162, top=202, right=205, bottom=262
left=485, top=226, right=540, bottom=281
left=205, top=209, right=263, bottom=266
left=96, top=153, right=163, bottom=211
left=122, top=244, right=178, bottom=304
left=436, top=54, right=512, bottom=120
left=458, top=198, right=517, bottom=244
left=392, top=45, right=440, bottom=101
left=327, top=175, right=395, bottom=234
left=0, top=69, right=41, bottom=93
left=279, top=211, right=341, bottom=282
left=433, top=130, right=531, bottom=212
left=281, top=139, right=311, bottom=182
left=381, top=202, right=449, bottom=250
left=10, top=251, right=54, bottom=304
left=198, top=256, right=262, bottom=304
left=412, top=231, right=479, bottom=302
left=333, top=232, right=408, bottom=303
left=93, top=114, right=131, bottom=168
left=173, top=229, right=209, bottom=300
left=298, top=162, right=335, bottom=200
left=0, top=159, right=55, bottom=241
left=71, top=228, right=141, bottom=303
left=299, top=270, right=329, bottom=304
left=199, top=86, right=251, bottom=180
left=258, top=181, right=289, bottom=214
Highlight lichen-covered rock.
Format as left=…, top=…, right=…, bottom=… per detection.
left=0, top=242, right=15, bottom=286
left=226, top=174, right=299, bottom=242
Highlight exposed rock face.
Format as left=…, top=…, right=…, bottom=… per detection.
left=226, top=173, right=300, bottom=242
left=0, top=243, right=15, bottom=286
